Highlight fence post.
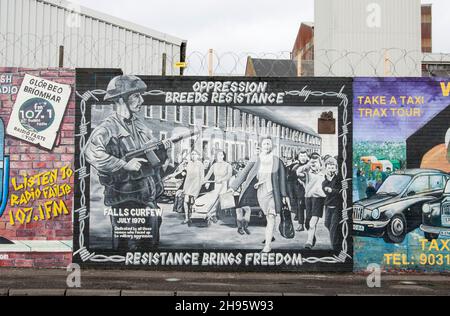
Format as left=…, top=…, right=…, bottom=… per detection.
left=59, top=45, right=64, bottom=68
left=180, top=42, right=187, bottom=76
left=208, top=49, right=214, bottom=76
left=162, top=53, right=167, bottom=76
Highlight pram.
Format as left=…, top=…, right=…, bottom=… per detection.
left=188, top=181, right=219, bottom=227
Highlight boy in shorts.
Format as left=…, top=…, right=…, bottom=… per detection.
left=297, top=153, right=326, bottom=249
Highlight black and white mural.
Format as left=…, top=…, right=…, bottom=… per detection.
left=73, top=70, right=353, bottom=272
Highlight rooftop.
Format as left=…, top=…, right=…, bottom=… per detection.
left=248, top=58, right=298, bottom=77
left=423, top=53, right=450, bottom=64
left=40, top=0, right=186, bottom=46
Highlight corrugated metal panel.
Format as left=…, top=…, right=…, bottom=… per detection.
left=315, top=0, right=422, bottom=76
left=0, top=0, right=186, bottom=75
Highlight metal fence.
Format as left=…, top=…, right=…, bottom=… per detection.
left=1, top=33, right=450, bottom=77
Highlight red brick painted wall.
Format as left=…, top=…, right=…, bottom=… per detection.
left=0, top=67, right=75, bottom=268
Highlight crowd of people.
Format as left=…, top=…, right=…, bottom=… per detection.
left=354, top=162, right=394, bottom=200
left=164, top=137, right=343, bottom=253
left=84, top=75, right=343, bottom=252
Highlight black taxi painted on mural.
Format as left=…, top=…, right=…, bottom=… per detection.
left=353, top=169, right=449, bottom=244
left=420, top=180, right=450, bottom=241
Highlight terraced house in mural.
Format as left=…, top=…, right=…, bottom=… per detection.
left=73, top=70, right=353, bottom=272
left=94, top=98, right=323, bottom=167
left=353, top=77, right=450, bottom=272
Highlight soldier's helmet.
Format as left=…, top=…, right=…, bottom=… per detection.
left=104, top=75, right=147, bottom=101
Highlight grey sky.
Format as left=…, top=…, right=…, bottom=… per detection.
left=75, top=0, right=449, bottom=54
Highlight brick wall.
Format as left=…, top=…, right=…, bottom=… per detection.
left=0, top=67, right=75, bottom=268
left=0, top=253, right=71, bottom=268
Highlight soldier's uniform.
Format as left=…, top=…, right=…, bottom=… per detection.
left=85, top=75, right=168, bottom=249
left=86, top=113, right=168, bottom=208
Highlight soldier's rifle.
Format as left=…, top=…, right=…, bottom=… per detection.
left=124, top=130, right=200, bottom=163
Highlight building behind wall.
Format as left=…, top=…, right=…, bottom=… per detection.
left=314, top=0, right=422, bottom=76
left=0, top=0, right=187, bottom=75
left=292, top=2, right=448, bottom=77
left=421, top=4, right=432, bottom=53
left=245, top=57, right=298, bottom=77
left=291, top=22, right=314, bottom=77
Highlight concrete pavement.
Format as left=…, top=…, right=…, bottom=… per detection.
left=0, top=268, right=450, bottom=296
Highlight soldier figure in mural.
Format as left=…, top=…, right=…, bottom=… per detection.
left=84, top=75, right=173, bottom=250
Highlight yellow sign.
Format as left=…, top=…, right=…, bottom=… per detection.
left=441, top=82, right=450, bottom=97
left=175, top=62, right=187, bottom=69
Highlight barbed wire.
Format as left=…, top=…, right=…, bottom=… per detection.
left=1, top=32, right=450, bottom=77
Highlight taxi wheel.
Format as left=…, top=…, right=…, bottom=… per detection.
left=384, top=214, right=407, bottom=244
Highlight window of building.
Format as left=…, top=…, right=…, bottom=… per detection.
left=215, top=106, right=220, bottom=128
left=232, top=109, right=237, bottom=129
left=260, top=119, right=265, bottom=135
left=203, top=106, right=208, bottom=126
left=175, top=106, right=182, bottom=123
left=145, top=106, right=152, bottom=118
left=189, top=107, right=195, bottom=125
left=228, top=107, right=233, bottom=129
left=160, top=105, right=167, bottom=121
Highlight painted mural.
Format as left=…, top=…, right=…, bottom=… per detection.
left=0, top=68, right=74, bottom=268
left=1, top=69, right=447, bottom=273
left=353, top=78, right=450, bottom=272
left=73, top=71, right=353, bottom=271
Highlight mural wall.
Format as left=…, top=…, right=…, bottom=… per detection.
left=0, top=68, right=74, bottom=268
left=0, top=68, right=449, bottom=273
left=353, top=78, right=450, bottom=272
left=73, top=70, right=353, bottom=272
